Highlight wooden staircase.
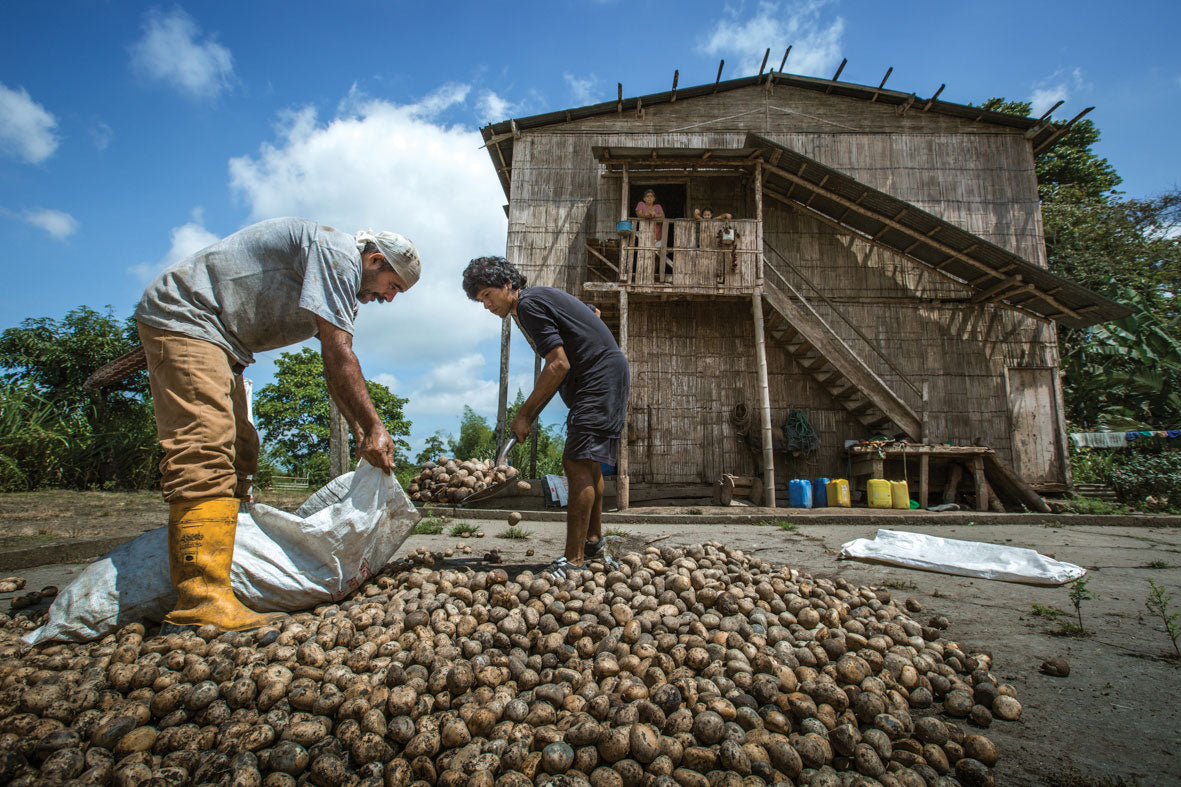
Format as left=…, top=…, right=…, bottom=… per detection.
left=760, top=279, right=922, bottom=440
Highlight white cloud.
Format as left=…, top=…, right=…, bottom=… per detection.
left=227, top=87, right=508, bottom=374
left=406, top=354, right=499, bottom=418
left=1029, top=68, right=1089, bottom=117
left=129, top=8, right=234, bottom=99
left=699, top=0, right=845, bottom=78
left=0, top=82, right=59, bottom=164
left=477, top=91, right=516, bottom=123
left=129, top=209, right=220, bottom=279
left=563, top=73, right=600, bottom=106
left=23, top=209, right=77, bottom=239
left=90, top=122, right=113, bottom=151
left=372, top=372, right=401, bottom=392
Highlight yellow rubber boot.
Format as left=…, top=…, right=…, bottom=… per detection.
left=161, top=497, right=285, bottom=634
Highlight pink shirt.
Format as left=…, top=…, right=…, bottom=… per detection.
left=635, top=201, right=664, bottom=240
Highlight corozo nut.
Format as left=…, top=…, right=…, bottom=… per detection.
left=0, top=540, right=1021, bottom=785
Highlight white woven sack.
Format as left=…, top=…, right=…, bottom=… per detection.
left=23, top=462, right=418, bottom=646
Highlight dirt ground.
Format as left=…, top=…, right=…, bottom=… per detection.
left=2, top=495, right=1179, bottom=785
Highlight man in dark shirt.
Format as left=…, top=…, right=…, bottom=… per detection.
left=463, top=256, right=629, bottom=579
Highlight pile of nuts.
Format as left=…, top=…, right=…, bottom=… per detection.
left=407, top=459, right=519, bottom=505
left=0, top=542, right=1016, bottom=786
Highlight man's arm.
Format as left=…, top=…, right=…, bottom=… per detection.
left=510, top=345, right=569, bottom=441
left=316, top=316, right=396, bottom=473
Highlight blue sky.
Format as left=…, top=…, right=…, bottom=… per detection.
left=2, top=0, right=1179, bottom=460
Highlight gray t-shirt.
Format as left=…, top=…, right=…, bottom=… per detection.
left=134, top=217, right=360, bottom=366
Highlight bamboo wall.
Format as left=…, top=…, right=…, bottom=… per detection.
left=504, top=84, right=1066, bottom=486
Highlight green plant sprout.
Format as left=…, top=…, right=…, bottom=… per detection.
left=1067, top=575, right=1097, bottom=636
left=1145, top=579, right=1180, bottom=659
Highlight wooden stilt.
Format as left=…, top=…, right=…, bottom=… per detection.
left=618, top=288, right=630, bottom=510
left=528, top=353, right=540, bottom=478
left=328, top=399, right=350, bottom=478
left=495, top=317, right=511, bottom=444
left=751, top=290, right=776, bottom=507
left=919, top=453, right=929, bottom=509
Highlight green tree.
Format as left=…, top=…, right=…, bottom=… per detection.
left=415, top=431, right=449, bottom=465
left=254, top=347, right=412, bottom=483
left=982, top=99, right=1181, bottom=428
left=447, top=405, right=496, bottom=461
left=0, top=306, right=160, bottom=490
left=446, top=392, right=567, bottom=474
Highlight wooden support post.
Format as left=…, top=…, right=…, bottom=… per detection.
left=670, top=70, right=679, bottom=101
left=754, top=160, right=764, bottom=283
left=617, top=83, right=623, bottom=113
left=714, top=60, right=725, bottom=92
left=528, top=353, right=540, bottom=479
left=942, top=462, right=963, bottom=505
left=972, top=456, right=988, bottom=512
left=758, top=48, right=770, bottom=77
left=919, top=453, right=929, bottom=509
left=328, top=398, right=350, bottom=478
left=617, top=288, right=630, bottom=510
left=620, top=164, right=631, bottom=282
left=751, top=291, right=776, bottom=507
left=922, top=84, right=945, bottom=111
left=921, top=381, right=929, bottom=444
left=495, top=317, right=511, bottom=444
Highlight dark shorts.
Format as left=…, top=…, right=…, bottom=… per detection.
left=564, top=431, right=620, bottom=465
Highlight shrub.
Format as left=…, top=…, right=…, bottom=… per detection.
left=1108, top=451, right=1181, bottom=508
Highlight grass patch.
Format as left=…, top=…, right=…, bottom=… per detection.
left=604, top=527, right=631, bottom=538
left=498, top=527, right=533, bottom=540
left=881, top=579, right=917, bottom=590
left=1051, top=621, right=1090, bottom=638
left=413, top=517, right=447, bottom=535
left=757, top=519, right=799, bottom=532
left=1144, top=560, right=1173, bottom=569
left=1061, top=497, right=1125, bottom=515
left=448, top=523, right=478, bottom=537
left=1030, top=603, right=1067, bottom=618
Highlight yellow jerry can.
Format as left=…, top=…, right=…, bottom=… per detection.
left=867, top=478, right=893, bottom=509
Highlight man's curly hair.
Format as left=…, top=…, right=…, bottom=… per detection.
left=462, top=256, right=527, bottom=300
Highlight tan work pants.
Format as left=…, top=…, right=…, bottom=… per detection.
left=137, top=322, right=259, bottom=503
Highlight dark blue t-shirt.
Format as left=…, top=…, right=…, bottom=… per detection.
left=515, top=286, right=629, bottom=435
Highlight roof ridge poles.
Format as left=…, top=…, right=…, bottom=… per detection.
left=870, top=67, right=893, bottom=102
left=670, top=70, right=679, bottom=102
left=714, top=60, right=725, bottom=93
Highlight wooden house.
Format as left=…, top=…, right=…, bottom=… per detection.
left=480, top=70, right=1127, bottom=509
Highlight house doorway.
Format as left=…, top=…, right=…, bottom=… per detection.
left=631, top=183, right=687, bottom=248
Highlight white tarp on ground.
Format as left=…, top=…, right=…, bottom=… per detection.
left=23, top=462, right=419, bottom=646
left=838, top=528, right=1086, bottom=586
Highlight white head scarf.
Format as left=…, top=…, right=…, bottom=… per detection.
left=355, top=230, right=421, bottom=288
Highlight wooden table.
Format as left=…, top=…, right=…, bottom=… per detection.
left=846, top=444, right=994, bottom=511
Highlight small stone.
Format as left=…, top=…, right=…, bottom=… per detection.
left=1039, top=657, right=1070, bottom=677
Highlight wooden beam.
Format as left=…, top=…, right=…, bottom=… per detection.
left=670, top=70, right=679, bottom=102
left=495, top=316, right=511, bottom=446
left=1033, top=107, right=1094, bottom=154
left=617, top=83, right=623, bottom=113
left=714, top=60, right=725, bottom=92
left=758, top=48, right=770, bottom=77
left=1024, top=100, right=1064, bottom=138
left=828, top=58, right=847, bottom=87
left=896, top=93, right=917, bottom=116
left=970, top=274, right=1023, bottom=303
left=778, top=46, right=791, bottom=72
left=510, top=119, right=520, bottom=139
left=873, top=67, right=893, bottom=102
left=922, top=84, right=945, bottom=111
left=763, top=161, right=1008, bottom=284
